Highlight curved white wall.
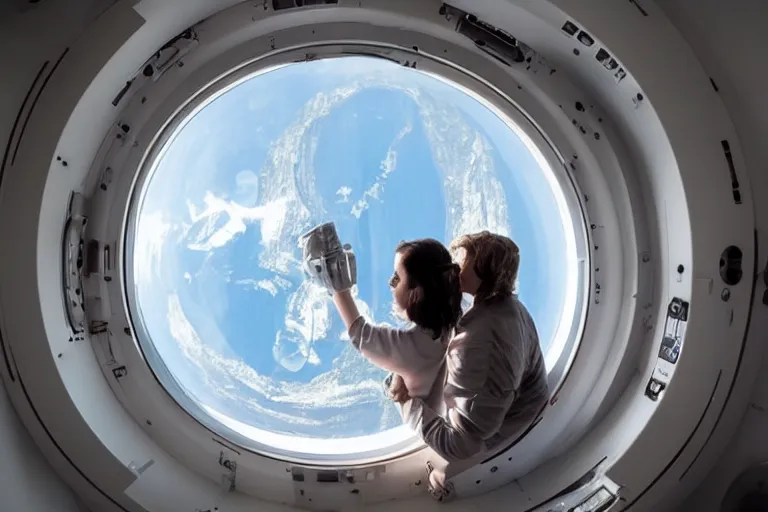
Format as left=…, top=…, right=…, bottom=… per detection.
left=0, top=0, right=767, bottom=511
left=0, top=3, right=118, bottom=511
left=661, top=0, right=768, bottom=507
left=0, top=379, right=84, bottom=511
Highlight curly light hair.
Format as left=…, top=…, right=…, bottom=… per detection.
left=450, top=231, right=520, bottom=302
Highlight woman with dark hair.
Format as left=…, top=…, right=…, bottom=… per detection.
left=332, top=238, right=463, bottom=404
left=393, top=231, right=549, bottom=502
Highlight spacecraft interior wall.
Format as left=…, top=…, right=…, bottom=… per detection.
left=0, top=376, right=85, bottom=511
left=0, top=0, right=761, bottom=511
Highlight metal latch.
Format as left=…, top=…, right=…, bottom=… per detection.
left=112, top=27, right=199, bottom=107
left=444, top=4, right=525, bottom=65
left=218, top=451, right=237, bottom=493
left=63, top=192, right=87, bottom=334
left=645, top=377, right=666, bottom=401
left=143, top=28, right=199, bottom=81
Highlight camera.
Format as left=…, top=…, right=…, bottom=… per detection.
left=299, top=222, right=356, bottom=293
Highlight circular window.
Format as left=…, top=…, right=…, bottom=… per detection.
left=125, top=55, right=582, bottom=461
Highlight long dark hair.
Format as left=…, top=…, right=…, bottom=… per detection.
left=395, top=239, right=463, bottom=339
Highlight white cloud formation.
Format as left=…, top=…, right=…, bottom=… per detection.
left=134, top=211, right=174, bottom=289
left=234, top=276, right=292, bottom=296
left=350, top=123, right=412, bottom=219
left=335, top=186, right=352, bottom=203
left=184, top=191, right=290, bottom=253
left=165, top=291, right=383, bottom=414
left=234, top=169, right=260, bottom=206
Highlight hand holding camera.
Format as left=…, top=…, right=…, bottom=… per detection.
left=299, top=222, right=357, bottom=294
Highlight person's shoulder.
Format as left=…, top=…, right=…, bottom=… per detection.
left=460, top=296, right=517, bottom=327
left=455, top=311, right=494, bottom=348
left=457, top=308, right=486, bottom=331
left=487, top=295, right=532, bottom=323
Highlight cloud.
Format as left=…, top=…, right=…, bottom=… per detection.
left=349, top=122, right=412, bottom=219
left=134, top=211, right=175, bottom=289
left=350, top=199, right=368, bottom=219
left=234, top=169, right=260, bottom=206
left=234, top=276, right=292, bottom=296
left=180, top=62, right=510, bottom=275
left=283, top=280, right=331, bottom=345
left=164, top=291, right=385, bottom=414
left=403, top=80, right=511, bottom=240
left=335, top=186, right=352, bottom=203
left=183, top=191, right=290, bottom=254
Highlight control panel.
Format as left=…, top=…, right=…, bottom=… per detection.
left=646, top=298, right=689, bottom=401
left=658, top=298, right=688, bottom=364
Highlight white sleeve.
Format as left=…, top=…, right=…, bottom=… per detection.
left=347, top=316, right=425, bottom=375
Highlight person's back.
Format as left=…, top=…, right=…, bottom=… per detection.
left=396, top=230, right=549, bottom=502
left=445, top=295, right=547, bottom=442
left=499, top=298, right=548, bottom=434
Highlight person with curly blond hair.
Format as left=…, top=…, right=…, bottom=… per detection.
left=390, top=231, right=549, bottom=502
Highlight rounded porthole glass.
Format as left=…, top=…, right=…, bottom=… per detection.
left=126, top=55, right=581, bottom=461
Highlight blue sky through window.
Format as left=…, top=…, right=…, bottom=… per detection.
left=131, top=56, right=569, bottom=443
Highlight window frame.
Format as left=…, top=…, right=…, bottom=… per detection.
left=121, top=47, right=590, bottom=463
